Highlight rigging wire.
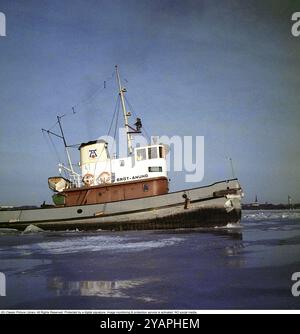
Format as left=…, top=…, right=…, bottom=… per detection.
left=112, top=96, right=121, bottom=154
left=124, top=95, right=151, bottom=142
left=71, top=71, right=115, bottom=114
left=42, top=131, right=61, bottom=164
left=48, top=133, right=63, bottom=166
left=107, top=96, right=121, bottom=176
left=107, top=94, right=121, bottom=137
left=42, top=122, right=79, bottom=178
left=92, top=94, right=121, bottom=178
left=108, top=95, right=121, bottom=175
left=48, top=121, right=59, bottom=132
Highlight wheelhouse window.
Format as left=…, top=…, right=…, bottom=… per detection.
left=148, top=146, right=158, bottom=159
left=159, top=146, right=165, bottom=158
left=136, top=148, right=146, bottom=161
left=148, top=166, right=162, bottom=172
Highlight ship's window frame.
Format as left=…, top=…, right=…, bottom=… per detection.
left=148, top=146, right=158, bottom=159
left=136, top=148, right=147, bottom=161
left=159, top=146, right=165, bottom=158
left=148, top=166, right=162, bottom=172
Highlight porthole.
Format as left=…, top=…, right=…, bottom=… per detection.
left=77, top=209, right=83, bottom=214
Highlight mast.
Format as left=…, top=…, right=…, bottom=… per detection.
left=115, top=65, right=133, bottom=155
left=229, top=157, right=235, bottom=178
left=226, top=156, right=235, bottom=178
left=57, top=115, right=74, bottom=174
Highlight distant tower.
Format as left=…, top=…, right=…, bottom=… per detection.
left=252, top=194, right=259, bottom=207
left=288, top=195, right=293, bottom=210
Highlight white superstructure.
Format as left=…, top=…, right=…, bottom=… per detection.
left=79, top=141, right=168, bottom=186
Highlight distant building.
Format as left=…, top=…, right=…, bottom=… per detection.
left=251, top=194, right=260, bottom=207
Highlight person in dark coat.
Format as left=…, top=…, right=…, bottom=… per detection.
left=134, top=117, right=142, bottom=132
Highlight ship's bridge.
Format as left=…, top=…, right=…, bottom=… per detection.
left=79, top=143, right=168, bottom=187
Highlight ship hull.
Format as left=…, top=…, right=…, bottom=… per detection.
left=0, top=179, right=242, bottom=231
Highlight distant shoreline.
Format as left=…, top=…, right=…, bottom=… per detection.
left=242, top=203, right=300, bottom=210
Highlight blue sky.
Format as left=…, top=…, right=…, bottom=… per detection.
left=0, top=0, right=300, bottom=205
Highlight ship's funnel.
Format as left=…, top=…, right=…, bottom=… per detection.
left=79, top=140, right=109, bottom=167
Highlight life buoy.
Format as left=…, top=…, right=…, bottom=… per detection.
left=82, top=173, right=94, bottom=186
left=97, top=171, right=111, bottom=184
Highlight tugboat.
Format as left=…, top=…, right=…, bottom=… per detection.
left=0, top=66, right=243, bottom=231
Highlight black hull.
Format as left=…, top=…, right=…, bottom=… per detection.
left=0, top=207, right=241, bottom=231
